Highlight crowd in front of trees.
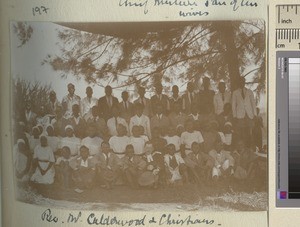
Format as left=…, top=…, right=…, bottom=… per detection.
left=13, top=75, right=267, bottom=193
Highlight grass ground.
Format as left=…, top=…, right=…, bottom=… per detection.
left=17, top=177, right=267, bottom=212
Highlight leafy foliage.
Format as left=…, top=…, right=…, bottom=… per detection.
left=13, top=21, right=265, bottom=102
left=13, top=22, right=33, bottom=47
left=12, top=78, right=52, bottom=121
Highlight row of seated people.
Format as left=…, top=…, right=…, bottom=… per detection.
left=14, top=121, right=267, bottom=191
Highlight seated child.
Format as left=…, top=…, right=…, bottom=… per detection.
left=164, top=144, right=188, bottom=185
left=72, top=145, right=96, bottom=191
left=184, top=142, right=214, bottom=183
left=121, top=144, right=147, bottom=189
left=14, top=139, right=32, bottom=183
left=209, top=136, right=234, bottom=180
left=97, top=142, right=121, bottom=189
left=232, top=140, right=257, bottom=181
left=29, top=126, right=41, bottom=153
left=141, top=142, right=162, bottom=189
left=223, top=122, right=233, bottom=151
left=55, top=146, right=73, bottom=188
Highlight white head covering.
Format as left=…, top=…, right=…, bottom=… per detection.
left=65, top=125, right=74, bottom=132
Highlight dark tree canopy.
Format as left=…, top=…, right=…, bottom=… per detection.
left=14, top=21, right=265, bottom=102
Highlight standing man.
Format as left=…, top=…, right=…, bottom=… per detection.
left=46, top=91, right=60, bottom=116
left=198, top=77, right=215, bottom=114
left=134, top=86, right=151, bottom=117
left=118, top=91, right=134, bottom=124
left=61, top=83, right=81, bottom=119
left=232, top=77, right=257, bottom=145
left=182, top=82, right=198, bottom=115
left=169, top=85, right=182, bottom=113
left=213, top=81, right=231, bottom=115
left=150, top=83, right=170, bottom=115
left=98, top=85, right=119, bottom=121
left=150, top=104, right=170, bottom=135
left=23, top=102, right=37, bottom=134
left=81, top=86, right=98, bottom=121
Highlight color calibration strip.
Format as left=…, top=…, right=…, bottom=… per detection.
left=288, top=58, right=300, bottom=198
left=277, top=51, right=300, bottom=207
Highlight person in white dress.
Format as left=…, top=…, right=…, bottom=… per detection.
left=30, top=136, right=55, bottom=184
left=45, top=124, right=60, bottom=155
left=14, top=139, right=32, bottom=182
left=60, top=125, right=81, bottom=157
left=109, top=124, right=130, bottom=159
left=130, top=125, right=149, bottom=155
left=81, top=124, right=103, bottom=156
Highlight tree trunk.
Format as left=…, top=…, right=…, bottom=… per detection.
left=215, top=22, right=240, bottom=91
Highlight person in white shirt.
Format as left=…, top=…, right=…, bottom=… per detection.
left=232, top=77, right=257, bottom=145
left=61, top=83, right=81, bottom=119
left=209, top=136, right=234, bottom=179
left=164, top=126, right=181, bottom=151
left=109, top=124, right=130, bottom=159
left=213, top=81, right=231, bottom=115
left=60, top=125, right=81, bottom=157
left=107, top=106, right=129, bottom=136
left=81, top=86, right=98, bottom=121
left=81, top=124, right=103, bottom=156
left=181, top=119, right=204, bottom=149
left=36, top=105, right=51, bottom=129
left=164, top=143, right=188, bottom=184
left=129, top=103, right=151, bottom=139
left=130, top=125, right=149, bottom=155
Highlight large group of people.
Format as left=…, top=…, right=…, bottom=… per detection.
left=13, top=76, right=267, bottom=192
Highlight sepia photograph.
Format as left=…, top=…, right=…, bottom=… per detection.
left=10, top=20, right=267, bottom=212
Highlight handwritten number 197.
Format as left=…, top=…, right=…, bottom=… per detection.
left=32, top=6, right=49, bottom=16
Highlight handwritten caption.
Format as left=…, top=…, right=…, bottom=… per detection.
left=32, top=6, right=49, bottom=16
left=119, top=0, right=258, bottom=17
left=41, top=208, right=222, bottom=226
